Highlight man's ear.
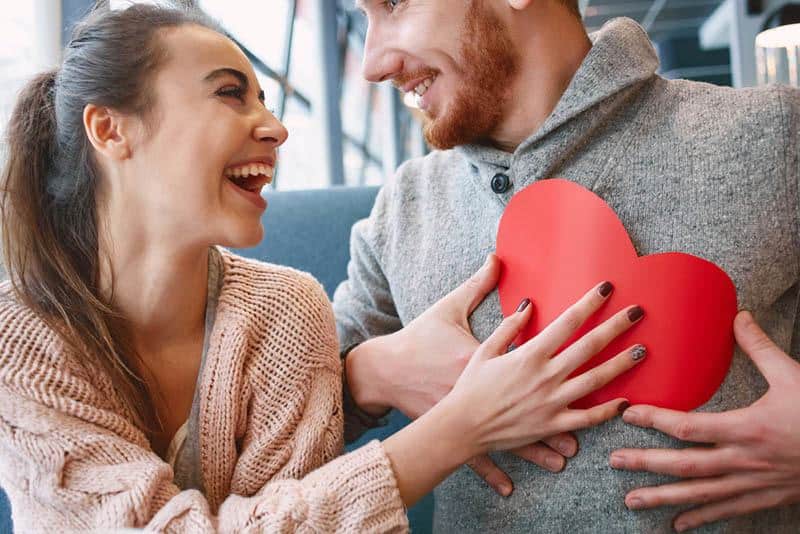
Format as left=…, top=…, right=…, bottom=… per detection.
left=83, top=103, right=134, bottom=160
left=508, top=0, right=533, bottom=10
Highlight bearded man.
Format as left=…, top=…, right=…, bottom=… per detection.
left=335, top=1, right=800, bottom=532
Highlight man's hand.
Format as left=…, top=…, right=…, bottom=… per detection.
left=610, top=311, right=800, bottom=532
left=347, top=254, right=578, bottom=496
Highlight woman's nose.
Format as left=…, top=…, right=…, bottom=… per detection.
left=253, top=117, right=288, bottom=147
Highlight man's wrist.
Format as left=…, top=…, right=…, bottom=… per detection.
left=345, top=335, right=400, bottom=416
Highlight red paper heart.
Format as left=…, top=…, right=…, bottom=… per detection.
left=496, top=179, right=737, bottom=410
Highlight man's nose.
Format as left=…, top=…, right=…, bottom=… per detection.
left=361, top=26, right=403, bottom=83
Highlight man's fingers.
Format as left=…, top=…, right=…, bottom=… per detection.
left=558, top=344, right=646, bottom=404
left=672, top=487, right=791, bottom=532
left=519, top=281, right=616, bottom=360
left=512, top=442, right=566, bottom=472
left=472, top=298, right=533, bottom=362
left=623, top=473, right=768, bottom=510
left=445, top=254, right=501, bottom=317
left=465, top=454, right=513, bottom=497
left=542, top=432, right=578, bottom=458
left=621, top=405, right=746, bottom=444
left=734, top=311, right=795, bottom=385
left=609, top=445, right=762, bottom=478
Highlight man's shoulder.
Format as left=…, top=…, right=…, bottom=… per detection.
left=650, top=78, right=794, bottom=139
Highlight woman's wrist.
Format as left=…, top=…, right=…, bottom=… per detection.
left=383, top=392, right=481, bottom=507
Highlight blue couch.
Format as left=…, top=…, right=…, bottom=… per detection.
left=0, top=186, right=433, bottom=533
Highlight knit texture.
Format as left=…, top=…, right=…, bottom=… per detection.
left=334, top=18, right=800, bottom=534
left=0, top=249, right=408, bottom=533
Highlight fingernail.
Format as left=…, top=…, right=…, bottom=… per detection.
left=499, top=484, right=512, bottom=497
left=631, top=345, right=647, bottom=361
left=673, top=519, right=689, bottom=532
left=627, top=496, right=644, bottom=510
left=557, top=440, right=573, bottom=456
left=609, top=452, right=625, bottom=468
left=546, top=455, right=563, bottom=471
left=617, top=400, right=630, bottom=414
left=481, top=254, right=494, bottom=272
left=516, top=298, right=531, bottom=313
left=598, top=281, right=614, bottom=298
left=622, top=409, right=639, bottom=423
left=627, top=306, right=645, bottom=323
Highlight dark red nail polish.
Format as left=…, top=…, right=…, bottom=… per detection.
left=516, top=298, right=531, bottom=313
left=627, top=306, right=644, bottom=323
left=617, top=401, right=631, bottom=414
left=598, top=281, right=614, bottom=298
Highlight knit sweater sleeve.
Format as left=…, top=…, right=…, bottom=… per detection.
left=332, top=179, right=406, bottom=442
left=0, top=285, right=408, bottom=533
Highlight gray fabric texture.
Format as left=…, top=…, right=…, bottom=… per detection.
left=172, top=246, right=224, bottom=493
left=333, top=17, right=800, bottom=534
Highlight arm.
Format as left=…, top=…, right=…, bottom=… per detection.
left=0, top=375, right=408, bottom=533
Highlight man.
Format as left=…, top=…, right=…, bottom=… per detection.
left=335, top=0, right=800, bottom=532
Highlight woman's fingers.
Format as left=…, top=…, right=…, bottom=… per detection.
left=555, top=397, right=629, bottom=433
left=471, top=298, right=533, bottom=363
left=518, top=281, right=615, bottom=360
left=552, top=305, right=645, bottom=380
left=557, top=344, right=647, bottom=404
left=466, top=454, right=514, bottom=497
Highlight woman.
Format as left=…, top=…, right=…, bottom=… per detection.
left=0, top=4, right=646, bottom=532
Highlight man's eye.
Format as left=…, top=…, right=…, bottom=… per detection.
left=216, top=86, right=245, bottom=101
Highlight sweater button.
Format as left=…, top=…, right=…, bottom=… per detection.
left=491, top=173, right=511, bottom=194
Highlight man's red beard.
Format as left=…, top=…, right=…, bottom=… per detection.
left=423, top=2, right=519, bottom=150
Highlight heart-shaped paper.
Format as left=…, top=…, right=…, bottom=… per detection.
left=496, top=179, right=737, bottom=410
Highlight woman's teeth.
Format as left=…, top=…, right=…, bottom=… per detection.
left=224, top=163, right=274, bottom=180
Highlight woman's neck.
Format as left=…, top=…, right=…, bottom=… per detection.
left=97, top=215, right=209, bottom=356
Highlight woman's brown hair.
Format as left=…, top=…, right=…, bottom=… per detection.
left=1, top=3, right=222, bottom=438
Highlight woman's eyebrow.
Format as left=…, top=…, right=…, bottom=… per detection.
left=203, top=67, right=249, bottom=90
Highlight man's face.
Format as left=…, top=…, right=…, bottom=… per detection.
left=359, top=0, right=519, bottom=149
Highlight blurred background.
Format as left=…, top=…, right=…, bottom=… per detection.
left=1, top=0, right=799, bottom=192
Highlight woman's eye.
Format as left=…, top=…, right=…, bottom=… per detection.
left=216, top=86, right=245, bottom=101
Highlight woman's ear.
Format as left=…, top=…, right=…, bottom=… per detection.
left=83, top=103, right=133, bottom=160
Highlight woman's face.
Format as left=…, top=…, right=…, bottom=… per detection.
left=116, top=24, right=287, bottom=249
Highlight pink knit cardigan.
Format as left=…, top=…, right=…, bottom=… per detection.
left=0, top=250, right=408, bottom=532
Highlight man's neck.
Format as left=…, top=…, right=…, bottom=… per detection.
left=490, top=9, right=592, bottom=153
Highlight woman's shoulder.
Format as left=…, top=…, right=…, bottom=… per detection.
left=0, top=281, right=62, bottom=358
left=217, top=248, right=332, bottom=315
left=214, top=249, right=341, bottom=378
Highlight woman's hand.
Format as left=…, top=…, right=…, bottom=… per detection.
left=446, top=281, right=646, bottom=456
left=384, top=281, right=647, bottom=507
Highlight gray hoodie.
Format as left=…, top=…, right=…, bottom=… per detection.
left=333, top=18, right=800, bottom=533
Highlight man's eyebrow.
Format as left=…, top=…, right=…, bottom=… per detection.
left=203, top=67, right=249, bottom=89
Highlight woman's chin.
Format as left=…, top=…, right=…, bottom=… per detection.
left=218, top=222, right=265, bottom=250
